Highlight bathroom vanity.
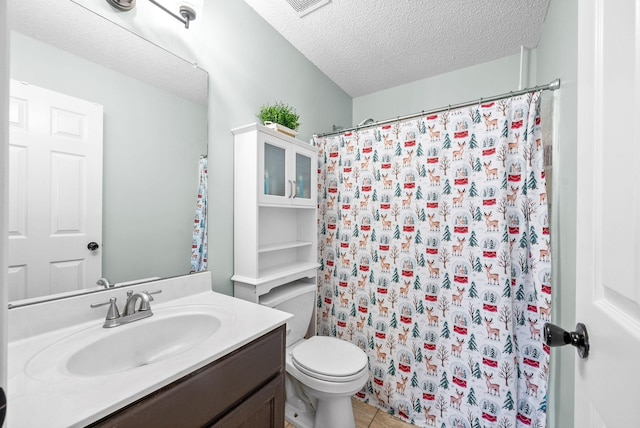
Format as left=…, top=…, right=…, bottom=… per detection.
left=89, top=325, right=285, bottom=427
left=7, top=272, right=291, bottom=427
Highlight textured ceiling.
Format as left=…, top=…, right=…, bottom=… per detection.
left=243, top=0, right=551, bottom=98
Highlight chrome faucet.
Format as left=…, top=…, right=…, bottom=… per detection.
left=123, top=290, right=153, bottom=316
left=91, top=289, right=162, bottom=328
left=96, top=277, right=115, bottom=288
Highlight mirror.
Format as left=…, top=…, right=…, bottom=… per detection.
left=8, top=0, right=208, bottom=305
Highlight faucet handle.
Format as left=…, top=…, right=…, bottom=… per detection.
left=90, top=297, right=121, bottom=327
left=137, top=290, right=162, bottom=311
left=144, top=290, right=163, bottom=302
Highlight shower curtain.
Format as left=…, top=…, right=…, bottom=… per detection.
left=191, top=156, right=208, bottom=273
left=315, top=92, right=551, bottom=428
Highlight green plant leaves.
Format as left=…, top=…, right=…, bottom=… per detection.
left=258, top=101, right=300, bottom=130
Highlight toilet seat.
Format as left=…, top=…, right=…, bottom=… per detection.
left=291, top=336, right=368, bottom=382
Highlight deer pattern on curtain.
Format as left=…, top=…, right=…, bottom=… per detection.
left=314, top=92, right=551, bottom=428
left=190, top=156, right=208, bottom=273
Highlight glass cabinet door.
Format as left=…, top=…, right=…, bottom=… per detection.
left=259, top=135, right=316, bottom=207
left=294, top=152, right=312, bottom=201
left=264, top=143, right=286, bottom=198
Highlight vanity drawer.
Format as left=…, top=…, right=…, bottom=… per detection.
left=88, top=325, right=285, bottom=428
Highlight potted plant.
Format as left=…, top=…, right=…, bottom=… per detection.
left=257, top=101, right=300, bottom=138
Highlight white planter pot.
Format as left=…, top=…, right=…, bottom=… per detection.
left=263, top=121, right=297, bottom=138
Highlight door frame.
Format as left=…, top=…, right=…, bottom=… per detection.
left=1, top=1, right=10, bottom=423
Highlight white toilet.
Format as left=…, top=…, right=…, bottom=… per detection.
left=260, top=281, right=369, bottom=428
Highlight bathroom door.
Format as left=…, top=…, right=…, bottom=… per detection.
left=575, top=0, right=640, bottom=425
left=8, top=80, right=103, bottom=300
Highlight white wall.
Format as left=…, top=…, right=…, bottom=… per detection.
left=197, top=0, right=352, bottom=295
left=535, top=1, right=578, bottom=427
left=353, top=52, right=536, bottom=126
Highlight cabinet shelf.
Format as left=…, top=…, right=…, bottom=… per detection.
left=259, top=261, right=319, bottom=282
left=258, top=241, right=313, bottom=253
left=258, top=203, right=317, bottom=209
left=232, top=261, right=319, bottom=286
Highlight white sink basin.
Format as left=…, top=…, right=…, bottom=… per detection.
left=26, top=305, right=227, bottom=380
left=67, top=312, right=221, bottom=376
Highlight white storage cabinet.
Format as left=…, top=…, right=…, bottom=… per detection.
left=232, top=123, right=319, bottom=303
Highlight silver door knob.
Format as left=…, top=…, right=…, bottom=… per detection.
left=87, top=242, right=99, bottom=251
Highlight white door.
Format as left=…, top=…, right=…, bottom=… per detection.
left=574, top=0, right=640, bottom=425
left=8, top=80, right=103, bottom=301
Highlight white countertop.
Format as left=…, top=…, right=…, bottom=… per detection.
left=7, top=273, right=291, bottom=427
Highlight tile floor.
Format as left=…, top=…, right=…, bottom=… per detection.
left=284, top=399, right=414, bottom=428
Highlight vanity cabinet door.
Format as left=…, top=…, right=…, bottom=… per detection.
left=87, top=325, right=285, bottom=428
left=209, top=375, right=284, bottom=428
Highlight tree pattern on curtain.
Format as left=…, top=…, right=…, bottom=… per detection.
left=314, top=92, right=550, bottom=428
left=190, top=156, right=208, bottom=273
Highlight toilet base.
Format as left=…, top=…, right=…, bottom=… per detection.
left=284, top=401, right=314, bottom=428
left=315, top=396, right=356, bottom=428
left=284, top=396, right=356, bottom=428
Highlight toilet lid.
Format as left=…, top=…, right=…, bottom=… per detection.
left=291, top=336, right=368, bottom=382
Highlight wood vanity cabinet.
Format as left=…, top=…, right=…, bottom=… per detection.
left=88, top=325, right=286, bottom=428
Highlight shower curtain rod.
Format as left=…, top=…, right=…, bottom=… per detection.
left=314, top=78, right=561, bottom=138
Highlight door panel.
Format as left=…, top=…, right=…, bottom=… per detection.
left=575, top=0, right=640, bottom=425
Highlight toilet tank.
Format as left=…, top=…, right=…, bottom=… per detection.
left=260, top=281, right=316, bottom=346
